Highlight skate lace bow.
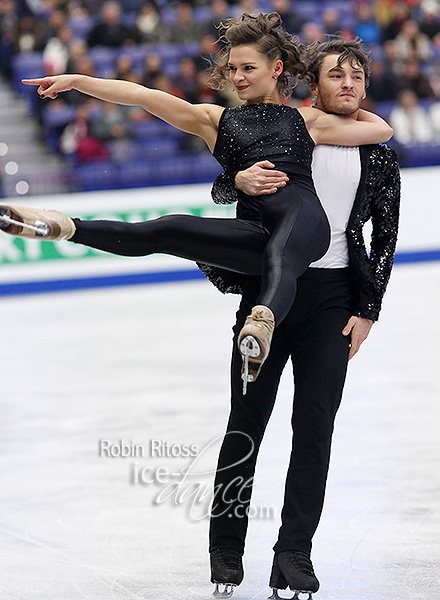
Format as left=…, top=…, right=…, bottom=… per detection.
left=249, top=309, right=274, bottom=334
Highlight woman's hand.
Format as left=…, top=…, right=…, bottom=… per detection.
left=22, top=75, right=76, bottom=99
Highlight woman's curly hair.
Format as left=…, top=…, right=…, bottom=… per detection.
left=209, top=12, right=307, bottom=99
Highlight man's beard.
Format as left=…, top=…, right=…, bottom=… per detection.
left=318, top=94, right=360, bottom=116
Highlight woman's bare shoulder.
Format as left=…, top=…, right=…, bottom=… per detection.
left=201, top=104, right=226, bottom=128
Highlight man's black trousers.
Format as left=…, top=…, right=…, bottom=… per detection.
left=209, top=267, right=353, bottom=556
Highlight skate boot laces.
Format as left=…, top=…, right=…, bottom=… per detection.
left=285, top=551, right=315, bottom=577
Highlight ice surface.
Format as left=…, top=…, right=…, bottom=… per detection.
left=0, top=261, right=439, bottom=600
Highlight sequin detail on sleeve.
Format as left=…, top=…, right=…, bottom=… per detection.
left=211, top=171, right=239, bottom=206
left=348, top=145, right=400, bottom=321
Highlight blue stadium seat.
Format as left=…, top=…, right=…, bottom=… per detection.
left=67, top=16, right=95, bottom=40
left=88, top=47, right=117, bottom=73
left=73, top=161, right=120, bottom=191
left=132, top=120, right=184, bottom=140
left=111, top=138, right=181, bottom=162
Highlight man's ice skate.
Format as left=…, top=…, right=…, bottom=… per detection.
left=0, top=204, right=76, bottom=240
left=210, top=548, right=243, bottom=598
left=267, top=551, right=319, bottom=600
left=268, top=591, right=314, bottom=600
left=237, top=305, right=275, bottom=395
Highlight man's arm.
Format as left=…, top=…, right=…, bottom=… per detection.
left=211, top=162, right=288, bottom=204
left=356, top=146, right=401, bottom=321
left=340, top=146, right=400, bottom=359
left=235, top=162, right=289, bottom=196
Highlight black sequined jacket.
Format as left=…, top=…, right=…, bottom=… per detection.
left=197, top=143, right=400, bottom=322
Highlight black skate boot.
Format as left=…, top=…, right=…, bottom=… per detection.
left=268, top=550, right=319, bottom=599
left=210, top=548, right=244, bottom=598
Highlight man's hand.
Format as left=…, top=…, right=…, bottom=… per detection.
left=234, top=161, right=289, bottom=196
left=342, top=316, right=373, bottom=360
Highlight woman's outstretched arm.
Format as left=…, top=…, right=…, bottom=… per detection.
left=22, top=75, right=224, bottom=151
left=300, top=106, right=393, bottom=146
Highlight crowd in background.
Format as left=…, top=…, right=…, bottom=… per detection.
left=0, top=0, right=440, bottom=164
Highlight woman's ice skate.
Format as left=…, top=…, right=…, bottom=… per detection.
left=238, top=305, right=275, bottom=395
left=210, top=548, right=244, bottom=598
left=0, top=204, right=75, bottom=240
left=268, top=551, right=319, bottom=600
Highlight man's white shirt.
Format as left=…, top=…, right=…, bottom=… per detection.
left=310, top=145, right=361, bottom=269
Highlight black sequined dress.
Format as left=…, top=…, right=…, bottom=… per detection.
left=70, top=103, right=330, bottom=324
left=211, top=103, right=330, bottom=323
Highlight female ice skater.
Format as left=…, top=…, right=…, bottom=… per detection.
left=0, top=13, right=393, bottom=390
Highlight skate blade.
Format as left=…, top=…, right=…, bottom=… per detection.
left=268, top=590, right=313, bottom=600
left=240, top=336, right=260, bottom=395
left=0, top=213, right=50, bottom=237
left=213, top=582, right=236, bottom=598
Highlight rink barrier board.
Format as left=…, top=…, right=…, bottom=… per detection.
left=0, top=166, right=439, bottom=296
left=0, top=249, right=439, bottom=297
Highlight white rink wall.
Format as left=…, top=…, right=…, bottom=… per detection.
left=0, top=165, right=439, bottom=293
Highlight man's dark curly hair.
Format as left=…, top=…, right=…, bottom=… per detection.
left=304, top=37, right=372, bottom=88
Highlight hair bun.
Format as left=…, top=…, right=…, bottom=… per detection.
left=240, top=11, right=283, bottom=32
left=266, top=11, right=282, bottom=30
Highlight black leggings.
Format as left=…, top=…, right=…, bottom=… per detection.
left=71, top=182, right=330, bottom=324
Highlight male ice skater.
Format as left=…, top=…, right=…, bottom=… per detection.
left=206, top=39, right=401, bottom=597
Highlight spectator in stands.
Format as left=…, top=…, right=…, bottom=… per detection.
left=141, top=52, right=163, bottom=89
left=65, top=55, right=98, bottom=106
left=92, top=102, right=133, bottom=143
left=272, top=0, right=303, bottom=35
left=39, top=0, right=58, bottom=18
left=389, top=88, right=433, bottom=144
left=196, top=69, right=229, bottom=105
left=396, top=59, right=435, bottom=98
left=368, top=59, right=399, bottom=102
left=428, top=60, right=440, bottom=97
left=43, top=25, right=73, bottom=75
left=381, top=3, right=411, bottom=42
left=114, top=54, right=141, bottom=84
left=13, top=15, right=45, bottom=53
left=321, top=7, right=341, bottom=37
left=87, top=1, right=140, bottom=48
left=170, top=3, right=203, bottom=44
left=382, top=39, right=405, bottom=77
left=206, top=0, right=230, bottom=42
left=66, top=38, right=88, bottom=74
left=65, top=1, right=91, bottom=24
left=394, top=19, right=433, bottom=62
left=300, top=21, right=325, bottom=44
left=0, top=0, right=18, bottom=77
left=353, top=3, right=381, bottom=45
left=234, top=0, right=258, bottom=15
left=419, top=3, right=440, bottom=40
left=135, top=3, right=169, bottom=45
left=195, top=33, right=219, bottom=71
left=153, top=73, right=184, bottom=99
left=175, top=57, right=199, bottom=103
left=429, top=100, right=440, bottom=141
left=59, top=104, right=109, bottom=161
left=0, top=0, right=17, bottom=35
left=374, top=0, right=395, bottom=29
left=43, top=9, right=67, bottom=42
